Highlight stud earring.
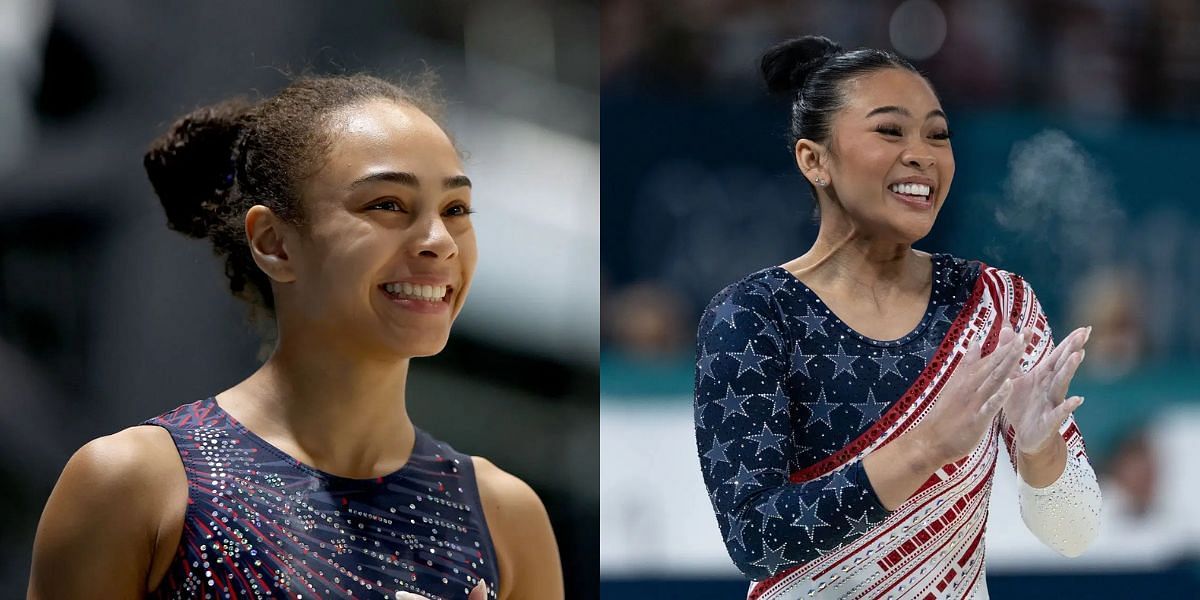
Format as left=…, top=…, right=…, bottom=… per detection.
left=814, top=176, right=826, bottom=187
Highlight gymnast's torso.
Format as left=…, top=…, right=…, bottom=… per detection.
left=696, top=251, right=1099, bottom=599
left=141, top=397, right=500, bottom=599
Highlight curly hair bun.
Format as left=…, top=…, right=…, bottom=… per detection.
left=144, top=99, right=254, bottom=239
left=760, top=35, right=844, bottom=95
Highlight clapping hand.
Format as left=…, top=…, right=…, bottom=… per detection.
left=1004, top=325, right=1091, bottom=456
left=397, top=580, right=488, bottom=600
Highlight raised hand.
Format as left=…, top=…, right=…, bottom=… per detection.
left=1005, top=326, right=1091, bottom=455
left=909, top=325, right=1028, bottom=466
left=397, top=580, right=488, bottom=600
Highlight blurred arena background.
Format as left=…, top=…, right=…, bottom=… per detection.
left=601, top=0, right=1200, bottom=598
left=0, top=0, right=598, bottom=597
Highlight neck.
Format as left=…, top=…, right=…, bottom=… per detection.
left=785, top=204, right=925, bottom=294
left=228, top=324, right=415, bottom=478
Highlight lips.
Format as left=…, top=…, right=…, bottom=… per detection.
left=381, top=281, right=449, bottom=302
left=378, top=278, right=456, bottom=317
left=886, top=177, right=935, bottom=209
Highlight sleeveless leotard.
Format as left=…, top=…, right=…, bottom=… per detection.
left=143, top=397, right=499, bottom=599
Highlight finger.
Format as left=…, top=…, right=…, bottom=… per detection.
left=1012, top=327, right=1034, bottom=374
left=468, top=581, right=489, bottom=600
left=980, top=333, right=1024, bottom=398
left=1052, top=327, right=1089, bottom=371
left=979, top=325, right=1017, bottom=369
left=1033, top=352, right=1056, bottom=389
left=1040, top=336, right=1070, bottom=374
left=1048, top=349, right=1085, bottom=401
left=963, top=328, right=987, bottom=366
left=980, top=378, right=1013, bottom=417
left=1050, top=395, right=1085, bottom=426
left=1041, top=327, right=1084, bottom=376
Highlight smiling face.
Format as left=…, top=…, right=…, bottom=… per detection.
left=278, top=99, right=477, bottom=359
left=806, top=68, right=955, bottom=242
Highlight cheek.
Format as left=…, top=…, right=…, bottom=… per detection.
left=849, top=143, right=898, bottom=180
left=940, top=152, right=956, bottom=192
left=456, top=226, right=479, bottom=272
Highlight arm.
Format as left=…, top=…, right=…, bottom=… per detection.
left=696, top=282, right=1028, bottom=578
left=999, top=280, right=1102, bottom=557
left=473, top=457, right=564, bottom=600
left=28, top=426, right=183, bottom=599
left=694, top=283, right=892, bottom=580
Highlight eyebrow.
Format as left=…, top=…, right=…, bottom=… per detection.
left=865, top=106, right=948, bottom=121
left=349, top=171, right=473, bottom=190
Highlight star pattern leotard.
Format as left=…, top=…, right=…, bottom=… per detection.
left=695, top=254, right=1101, bottom=599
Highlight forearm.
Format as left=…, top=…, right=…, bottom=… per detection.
left=861, top=434, right=942, bottom=511
left=719, top=462, right=891, bottom=578
left=1011, top=415, right=1101, bottom=557
left=1016, top=435, right=1067, bottom=488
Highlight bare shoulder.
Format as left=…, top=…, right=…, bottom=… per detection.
left=472, top=456, right=546, bottom=519
left=29, top=425, right=187, bottom=598
left=85, top=424, right=179, bottom=469
left=470, top=456, right=564, bottom=600
left=63, top=425, right=184, bottom=502
left=49, top=425, right=181, bottom=506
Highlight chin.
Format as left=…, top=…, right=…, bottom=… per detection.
left=393, top=336, right=451, bottom=359
left=893, top=215, right=937, bottom=241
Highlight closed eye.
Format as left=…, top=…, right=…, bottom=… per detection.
left=876, top=125, right=903, bottom=137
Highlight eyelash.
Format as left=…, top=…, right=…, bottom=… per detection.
left=369, top=199, right=475, bottom=217
left=875, top=125, right=953, bottom=141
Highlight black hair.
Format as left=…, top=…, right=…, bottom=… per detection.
left=760, top=35, right=924, bottom=151
left=144, top=73, right=445, bottom=325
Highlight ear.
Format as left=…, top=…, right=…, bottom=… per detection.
left=794, top=139, right=829, bottom=188
left=245, top=205, right=297, bottom=284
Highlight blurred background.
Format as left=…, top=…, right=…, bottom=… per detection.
left=0, top=0, right=597, bottom=596
left=601, top=0, right=1200, bottom=598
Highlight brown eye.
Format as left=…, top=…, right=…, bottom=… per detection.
left=444, top=204, right=475, bottom=217
left=369, top=199, right=404, bottom=212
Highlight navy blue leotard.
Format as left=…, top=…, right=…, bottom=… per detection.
left=143, top=397, right=499, bottom=599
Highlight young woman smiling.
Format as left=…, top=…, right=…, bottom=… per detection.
left=693, top=37, right=1101, bottom=599
left=29, top=74, right=563, bottom=600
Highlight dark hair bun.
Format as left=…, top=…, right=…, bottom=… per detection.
left=144, top=99, right=253, bottom=239
left=760, top=35, right=843, bottom=95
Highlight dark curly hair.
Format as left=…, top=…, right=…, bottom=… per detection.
left=144, top=73, right=445, bottom=326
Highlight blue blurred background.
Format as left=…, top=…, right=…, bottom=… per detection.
left=600, top=0, right=1200, bottom=597
left=0, top=0, right=598, bottom=597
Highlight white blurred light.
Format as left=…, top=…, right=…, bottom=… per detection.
left=0, top=0, right=51, bottom=173
left=889, top=0, right=947, bottom=61
left=448, top=108, right=599, bottom=365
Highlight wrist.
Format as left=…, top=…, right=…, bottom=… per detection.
left=1018, top=436, right=1065, bottom=464
left=1017, top=436, right=1067, bottom=488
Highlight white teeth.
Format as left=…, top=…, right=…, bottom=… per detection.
left=889, top=182, right=931, bottom=197
left=888, top=182, right=931, bottom=196
left=382, top=282, right=449, bottom=302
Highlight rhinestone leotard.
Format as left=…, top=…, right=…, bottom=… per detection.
left=144, top=397, right=499, bottom=599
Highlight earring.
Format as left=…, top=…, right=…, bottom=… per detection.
left=814, top=176, right=826, bottom=187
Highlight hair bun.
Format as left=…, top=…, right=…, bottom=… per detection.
left=760, top=35, right=843, bottom=95
left=143, top=99, right=253, bottom=239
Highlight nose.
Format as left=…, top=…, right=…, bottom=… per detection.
left=410, top=214, right=458, bottom=260
left=903, top=151, right=935, bottom=170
